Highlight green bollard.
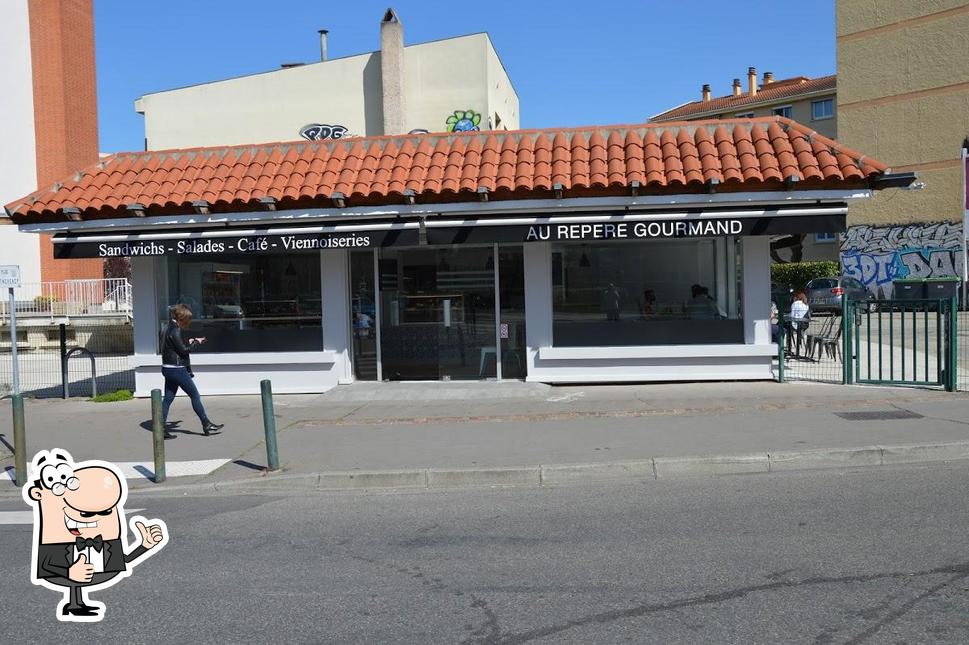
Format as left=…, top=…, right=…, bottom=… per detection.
left=260, top=379, right=280, bottom=472
left=12, top=395, right=26, bottom=486
left=151, top=388, right=166, bottom=483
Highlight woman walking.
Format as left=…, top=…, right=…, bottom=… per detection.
left=161, top=304, right=224, bottom=436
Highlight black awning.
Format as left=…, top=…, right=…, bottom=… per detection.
left=425, top=212, right=845, bottom=245
left=51, top=206, right=846, bottom=258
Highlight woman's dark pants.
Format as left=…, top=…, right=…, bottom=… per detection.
left=161, top=366, right=209, bottom=428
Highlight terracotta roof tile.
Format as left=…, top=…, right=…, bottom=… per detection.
left=5, top=117, right=891, bottom=221
left=532, top=133, right=552, bottom=190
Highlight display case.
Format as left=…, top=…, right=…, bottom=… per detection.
left=201, top=269, right=242, bottom=319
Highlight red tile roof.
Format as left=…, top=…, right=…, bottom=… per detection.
left=651, top=75, right=836, bottom=121
left=5, top=116, right=885, bottom=222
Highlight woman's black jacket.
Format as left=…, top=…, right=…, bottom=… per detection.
left=162, top=320, right=194, bottom=375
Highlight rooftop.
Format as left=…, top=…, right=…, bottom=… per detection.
left=5, top=116, right=887, bottom=223
left=651, top=74, right=836, bottom=122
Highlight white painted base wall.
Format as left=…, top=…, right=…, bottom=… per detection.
left=131, top=352, right=341, bottom=397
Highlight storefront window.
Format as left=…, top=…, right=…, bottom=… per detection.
left=552, top=239, right=743, bottom=346
left=161, top=253, right=322, bottom=353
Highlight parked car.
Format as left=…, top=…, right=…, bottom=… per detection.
left=805, top=276, right=870, bottom=313
left=770, top=282, right=792, bottom=306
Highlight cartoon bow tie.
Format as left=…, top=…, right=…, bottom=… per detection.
left=75, top=536, right=103, bottom=552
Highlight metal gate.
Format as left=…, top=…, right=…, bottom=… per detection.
left=844, top=296, right=958, bottom=391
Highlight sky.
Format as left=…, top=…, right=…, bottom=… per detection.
left=94, top=0, right=835, bottom=153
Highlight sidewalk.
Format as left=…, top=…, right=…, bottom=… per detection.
left=2, top=380, right=969, bottom=494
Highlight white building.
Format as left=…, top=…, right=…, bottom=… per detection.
left=135, top=9, right=519, bottom=150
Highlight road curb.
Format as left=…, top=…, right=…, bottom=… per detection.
left=5, top=440, right=969, bottom=497
left=133, top=439, right=969, bottom=494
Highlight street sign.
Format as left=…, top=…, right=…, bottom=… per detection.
left=2, top=265, right=21, bottom=395
left=0, top=265, right=21, bottom=288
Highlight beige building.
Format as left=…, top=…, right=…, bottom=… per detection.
left=135, top=9, right=519, bottom=150
left=837, top=0, right=969, bottom=298
left=651, top=68, right=839, bottom=263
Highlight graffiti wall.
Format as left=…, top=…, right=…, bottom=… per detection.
left=445, top=110, right=481, bottom=132
left=299, top=124, right=351, bottom=141
left=840, top=222, right=965, bottom=297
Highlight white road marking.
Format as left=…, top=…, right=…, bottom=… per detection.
left=547, top=392, right=586, bottom=403
left=0, top=509, right=144, bottom=525
left=2, top=458, right=230, bottom=483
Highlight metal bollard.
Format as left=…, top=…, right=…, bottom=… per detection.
left=150, top=388, right=166, bottom=483
left=60, top=324, right=68, bottom=399
left=260, top=379, right=280, bottom=472
left=12, top=394, right=26, bottom=486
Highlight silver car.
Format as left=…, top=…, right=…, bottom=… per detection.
left=805, top=276, right=870, bottom=313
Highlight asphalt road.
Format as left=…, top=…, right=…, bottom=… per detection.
left=3, top=464, right=969, bottom=643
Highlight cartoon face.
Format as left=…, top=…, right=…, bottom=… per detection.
left=28, top=458, right=124, bottom=545
left=445, top=110, right=482, bottom=133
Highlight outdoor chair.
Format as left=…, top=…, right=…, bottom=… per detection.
left=805, top=316, right=836, bottom=358
left=783, top=313, right=811, bottom=359
left=821, top=323, right=844, bottom=362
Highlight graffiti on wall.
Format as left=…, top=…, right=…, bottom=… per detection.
left=299, top=124, right=350, bottom=141
left=840, top=222, right=965, bottom=297
left=445, top=110, right=481, bottom=132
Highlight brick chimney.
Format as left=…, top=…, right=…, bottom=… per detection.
left=732, top=78, right=742, bottom=97
left=747, top=67, right=757, bottom=96
left=702, top=84, right=711, bottom=102
left=380, top=8, right=405, bottom=135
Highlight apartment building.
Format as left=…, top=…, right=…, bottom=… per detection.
left=651, top=68, right=839, bottom=263
left=0, top=0, right=104, bottom=284
left=836, top=0, right=969, bottom=299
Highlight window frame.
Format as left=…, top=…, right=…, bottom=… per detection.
left=814, top=232, right=837, bottom=243
left=811, top=98, right=834, bottom=121
left=549, top=238, right=744, bottom=348
left=734, top=111, right=755, bottom=118
left=771, top=105, right=793, bottom=118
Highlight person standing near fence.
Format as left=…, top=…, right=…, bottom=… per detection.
left=161, top=304, right=224, bottom=436
left=788, top=292, right=811, bottom=356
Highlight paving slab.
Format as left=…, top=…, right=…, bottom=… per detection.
left=0, top=380, right=967, bottom=494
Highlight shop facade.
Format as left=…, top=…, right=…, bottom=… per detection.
left=5, top=118, right=909, bottom=395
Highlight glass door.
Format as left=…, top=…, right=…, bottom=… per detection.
left=378, top=246, right=496, bottom=380
left=349, top=250, right=377, bottom=380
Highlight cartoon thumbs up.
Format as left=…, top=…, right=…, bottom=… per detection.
left=69, top=553, right=94, bottom=583
left=136, top=520, right=165, bottom=549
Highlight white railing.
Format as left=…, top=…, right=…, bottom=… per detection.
left=0, top=278, right=132, bottom=321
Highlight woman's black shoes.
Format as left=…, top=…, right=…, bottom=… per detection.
left=202, top=422, right=224, bottom=436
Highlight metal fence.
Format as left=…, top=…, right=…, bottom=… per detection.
left=959, top=310, right=969, bottom=393
left=0, top=321, right=134, bottom=398
left=777, top=297, right=967, bottom=392
left=0, top=278, right=131, bottom=321
left=776, top=311, right=845, bottom=384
